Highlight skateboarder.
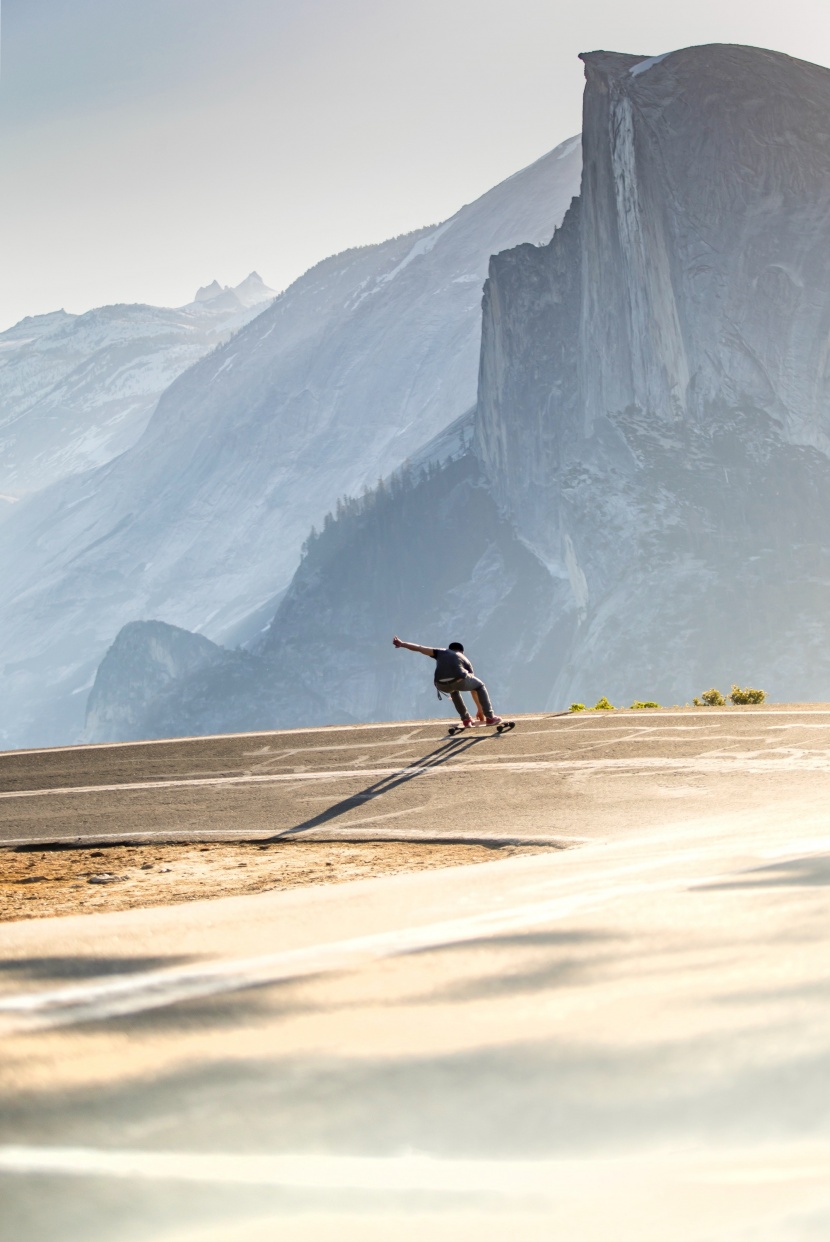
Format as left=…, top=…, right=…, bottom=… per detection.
left=392, top=636, right=501, bottom=727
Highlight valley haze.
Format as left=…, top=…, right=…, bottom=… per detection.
left=0, top=135, right=582, bottom=748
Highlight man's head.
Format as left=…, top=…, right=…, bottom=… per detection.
left=448, top=641, right=464, bottom=653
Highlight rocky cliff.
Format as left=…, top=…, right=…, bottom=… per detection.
left=84, top=621, right=224, bottom=743
left=475, top=44, right=830, bottom=705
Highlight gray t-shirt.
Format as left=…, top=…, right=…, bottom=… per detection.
left=432, top=648, right=473, bottom=684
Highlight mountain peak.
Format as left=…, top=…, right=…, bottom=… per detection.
left=192, top=273, right=275, bottom=309
left=232, top=272, right=276, bottom=308
left=193, top=279, right=225, bottom=303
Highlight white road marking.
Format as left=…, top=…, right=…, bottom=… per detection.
left=289, top=804, right=424, bottom=826
left=6, top=753, right=830, bottom=802
left=0, top=718, right=550, bottom=759
left=2, top=710, right=829, bottom=759
left=0, top=1146, right=561, bottom=1193
left=0, top=1143, right=827, bottom=1193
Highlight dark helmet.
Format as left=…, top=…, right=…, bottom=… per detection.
left=448, top=641, right=464, bottom=652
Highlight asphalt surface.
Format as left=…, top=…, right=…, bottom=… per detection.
left=4, top=707, right=830, bottom=1240
left=3, top=707, right=830, bottom=848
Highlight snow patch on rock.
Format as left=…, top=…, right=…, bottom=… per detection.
left=630, top=51, right=672, bottom=77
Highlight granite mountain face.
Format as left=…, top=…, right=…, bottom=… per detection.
left=85, top=43, right=830, bottom=741
left=475, top=44, right=830, bottom=706
left=0, top=139, right=581, bottom=748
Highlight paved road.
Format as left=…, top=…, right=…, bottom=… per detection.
left=4, top=708, right=830, bottom=1240
left=4, top=707, right=830, bottom=847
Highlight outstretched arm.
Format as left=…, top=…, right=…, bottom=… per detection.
left=393, top=636, right=435, bottom=657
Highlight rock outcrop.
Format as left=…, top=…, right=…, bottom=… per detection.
left=84, top=621, right=224, bottom=743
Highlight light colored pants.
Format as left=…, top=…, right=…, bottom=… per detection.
left=437, top=675, right=494, bottom=720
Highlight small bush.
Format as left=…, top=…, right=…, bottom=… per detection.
left=693, top=688, right=726, bottom=707
left=591, top=696, right=615, bottom=711
left=630, top=701, right=660, bottom=709
left=729, top=685, right=766, bottom=705
left=570, top=703, right=586, bottom=712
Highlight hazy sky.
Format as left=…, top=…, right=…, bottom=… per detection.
left=1, top=0, right=830, bottom=329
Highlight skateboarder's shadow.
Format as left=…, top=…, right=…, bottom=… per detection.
left=268, top=736, right=484, bottom=838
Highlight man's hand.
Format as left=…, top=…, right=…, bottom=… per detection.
left=393, top=635, right=402, bottom=648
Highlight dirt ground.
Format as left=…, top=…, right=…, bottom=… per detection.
left=0, top=839, right=558, bottom=922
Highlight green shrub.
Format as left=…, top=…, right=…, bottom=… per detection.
left=591, top=696, right=615, bottom=711
left=569, top=703, right=586, bottom=712
left=630, top=701, right=660, bottom=709
left=729, top=685, right=766, bottom=705
left=693, top=688, right=726, bottom=707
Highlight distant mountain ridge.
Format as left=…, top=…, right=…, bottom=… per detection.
left=0, top=272, right=276, bottom=497
left=194, top=272, right=274, bottom=309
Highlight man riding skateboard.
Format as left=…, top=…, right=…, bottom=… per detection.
left=392, top=635, right=502, bottom=727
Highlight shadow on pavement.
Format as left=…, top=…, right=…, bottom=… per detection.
left=0, top=955, right=198, bottom=984
left=404, top=929, right=617, bottom=1002
left=431, top=957, right=590, bottom=1002
left=406, top=929, right=613, bottom=957
left=268, top=736, right=485, bottom=839
left=696, top=855, right=830, bottom=890
left=9, top=1036, right=829, bottom=1163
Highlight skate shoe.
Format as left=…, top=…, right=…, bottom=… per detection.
left=461, top=717, right=475, bottom=728
left=485, top=715, right=502, bottom=726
